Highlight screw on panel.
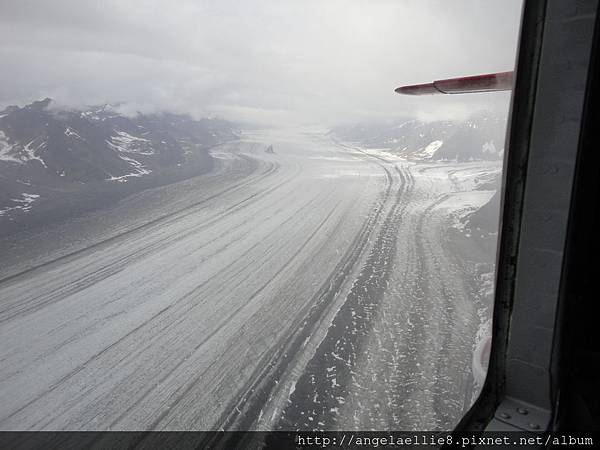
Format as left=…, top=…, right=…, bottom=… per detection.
left=500, top=412, right=511, bottom=419
left=517, top=407, right=529, bottom=415
left=528, top=423, right=540, bottom=430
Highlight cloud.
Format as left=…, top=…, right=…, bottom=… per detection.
left=0, top=0, right=523, bottom=126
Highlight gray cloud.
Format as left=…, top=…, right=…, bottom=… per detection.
left=0, top=0, right=523, bottom=126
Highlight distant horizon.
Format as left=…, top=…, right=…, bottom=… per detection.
left=2, top=96, right=510, bottom=131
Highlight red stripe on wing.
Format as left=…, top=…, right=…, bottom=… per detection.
left=395, top=71, right=513, bottom=95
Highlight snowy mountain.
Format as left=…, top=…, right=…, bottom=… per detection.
left=332, top=112, right=507, bottom=237
left=330, top=111, right=507, bottom=162
left=0, top=98, right=238, bottom=234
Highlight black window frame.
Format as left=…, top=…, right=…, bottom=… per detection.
left=455, top=0, right=600, bottom=436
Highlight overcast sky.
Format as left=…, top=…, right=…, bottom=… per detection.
left=0, top=0, right=523, bottom=126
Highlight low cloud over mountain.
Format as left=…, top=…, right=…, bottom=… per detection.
left=331, top=111, right=507, bottom=162
left=0, top=98, right=238, bottom=234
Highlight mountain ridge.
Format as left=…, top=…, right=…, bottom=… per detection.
left=330, top=111, right=507, bottom=162
left=0, top=99, right=239, bottom=235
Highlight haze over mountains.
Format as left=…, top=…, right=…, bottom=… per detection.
left=0, top=99, right=505, bottom=238
left=331, top=111, right=507, bottom=162
left=331, top=111, right=506, bottom=237
left=0, top=98, right=238, bottom=234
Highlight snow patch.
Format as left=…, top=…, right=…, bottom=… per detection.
left=443, top=190, right=496, bottom=232
left=107, top=131, right=154, bottom=155
left=0, top=193, right=40, bottom=217
left=471, top=318, right=491, bottom=391
left=22, top=139, right=48, bottom=167
left=0, top=134, right=47, bottom=166
left=416, top=140, right=443, bottom=159
left=80, top=111, right=100, bottom=121
left=106, top=154, right=152, bottom=182
left=0, top=131, right=20, bottom=162
left=65, top=127, right=83, bottom=140
left=472, top=271, right=495, bottom=394
left=448, top=165, right=501, bottom=192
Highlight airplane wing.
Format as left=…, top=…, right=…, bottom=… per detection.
left=395, top=71, right=513, bottom=95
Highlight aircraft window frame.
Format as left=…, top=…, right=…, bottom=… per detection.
left=455, top=0, right=600, bottom=435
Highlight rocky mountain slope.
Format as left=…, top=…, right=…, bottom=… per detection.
left=0, top=99, right=238, bottom=234
left=330, top=111, right=507, bottom=162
